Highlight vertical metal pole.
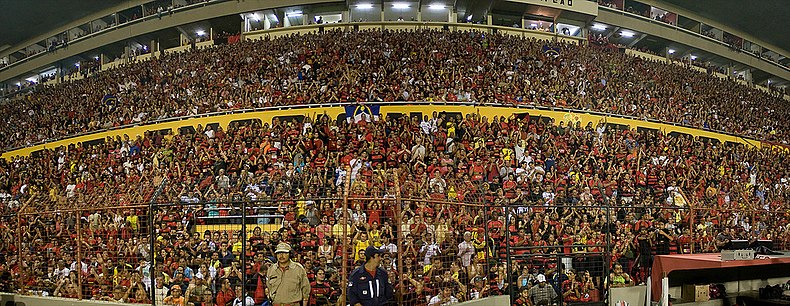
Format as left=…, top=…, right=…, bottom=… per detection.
left=242, top=199, right=247, bottom=295
left=16, top=210, right=23, bottom=293
left=340, top=166, right=352, bottom=305
left=150, top=202, right=156, bottom=306
left=149, top=178, right=166, bottom=306
left=605, top=204, right=612, bottom=306
left=558, top=252, right=564, bottom=306
left=689, top=207, right=695, bottom=254
left=393, top=170, right=405, bottom=302
left=504, top=206, right=513, bottom=301
left=481, top=181, right=492, bottom=284
left=76, top=210, right=83, bottom=300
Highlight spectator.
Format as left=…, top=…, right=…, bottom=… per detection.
left=528, top=274, right=557, bottom=306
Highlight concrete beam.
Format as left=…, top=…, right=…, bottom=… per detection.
left=627, top=33, right=647, bottom=47
left=0, top=0, right=339, bottom=83
left=0, top=0, right=151, bottom=59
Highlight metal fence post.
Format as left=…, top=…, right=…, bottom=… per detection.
left=149, top=178, right=167, bottom=306
left=241, top=198, right=247, bottom=297
left=75, top=210, right=83, bottom=300
left=340, top=166, right=352, bottom=306
left=505, top=206, right=514, bottom=301
left=393, top=170, right=405, bottom=303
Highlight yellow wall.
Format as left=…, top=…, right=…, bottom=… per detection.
left=1, top=104, right=764, bottom=160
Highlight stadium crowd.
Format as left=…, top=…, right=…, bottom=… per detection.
left=1, top=29, right=789, bottom=151
left=1, top=106, right=790, bottom=304
left=0, top=29, right=789, bottom=306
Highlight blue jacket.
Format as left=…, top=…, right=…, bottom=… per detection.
left=347, top=266, right=393, bottom=306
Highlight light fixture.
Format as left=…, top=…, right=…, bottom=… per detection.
left=530, top=23, right=538, bottom=28
left=15, top=82, right=20, bottom=87
left=356, top=3, right=374, bottom=9
left=94, top=56, right=100, bottom=60
left=26, top=77, right=37, bottom=83
left=620, top=30, right=635, bottom=38
left=286, top=11, right=303, bottom=17
left=690, top=55, right=697, bottom=60
left=466, top=14, right=473, bottom=21
left=196, top=30, right=206, bottom=36
left=392, top=2, right=410, bottom=9
left=251, top=13, right=260, bottom=22
left=668, top=49, right=676, bottom=54
left=592, top=23, right=607, bottom=31
left=428, top=3, right=445, bottom=10
left=75, top=62, right=80, bottom=67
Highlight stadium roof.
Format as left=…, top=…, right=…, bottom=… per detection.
left=0, top=0, right=121, bottom=53
left=0, top=0, right=787, bottom=55
left=662, top=0, right=789, bottom=55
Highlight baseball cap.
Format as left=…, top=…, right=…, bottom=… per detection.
left=364, top=245, right=383, bottom=260
left=536, top=274, right=547, bottom=282
left=274, top=243, right=292, bottom=254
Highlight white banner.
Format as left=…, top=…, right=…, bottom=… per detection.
left=507, top=0, right=599, bottom=16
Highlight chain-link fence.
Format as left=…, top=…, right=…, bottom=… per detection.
left=4, top=166, right=787, bottom=306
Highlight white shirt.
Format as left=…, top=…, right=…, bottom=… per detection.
left=233, top=295, right=255, bottom=306
left=458, top=241, right=475, bottom=267
left=428, top=294, right=459, bottom=306
left=420, top=243, right=441, bottom=265
left=380, top=243, right=397, bottom=254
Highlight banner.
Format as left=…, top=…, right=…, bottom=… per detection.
left=102, top=94, right=118, bottom=110
left=506, top=0, right=598, bottom=16
left=344, top=104, right=380, bottom=123
left=542, top=44, right=561, bottom=57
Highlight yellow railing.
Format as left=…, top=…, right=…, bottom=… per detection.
left=0, top=102, right=769, bottom=159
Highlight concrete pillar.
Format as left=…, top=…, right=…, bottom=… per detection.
left=264, top=16, right=271, bottom=30
left=303, top=15, right=308, bottom=26
left=284, top=15, right=291, bottom=27
left=342, top=10, right=349, bottom=23
left=417, top=10, right=422, bottom=22
left=380, top=10, right=385, bottom=22
left=449, top=11, right=456, bottom=23
left=487, top=14, right=492, bottom=25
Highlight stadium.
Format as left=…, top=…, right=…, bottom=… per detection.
left=0, top=0, right=789, bottom=306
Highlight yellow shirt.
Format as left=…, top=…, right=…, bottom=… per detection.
left=332, top=223, right=352, bottom=238
left=354, top=240, right=370, bottom=261
left=126, top=215, right=139, bottom=231
left=368, top=230, right=382, bottom=247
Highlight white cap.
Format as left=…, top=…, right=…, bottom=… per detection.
left=536, top=274, right=546, bottom=282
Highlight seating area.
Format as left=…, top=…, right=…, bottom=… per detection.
left=2, top=29, right=789, bottom=151
left=0, top=28, right=789, bottom=305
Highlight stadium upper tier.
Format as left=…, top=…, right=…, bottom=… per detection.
left=1, top=28, right=788, bottom=151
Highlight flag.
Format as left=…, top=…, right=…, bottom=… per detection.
left=102, top=94, right=118, bottom=110
left=344, top=104, right=380, bottom=123
left=542, top=44, right=560, bottom=58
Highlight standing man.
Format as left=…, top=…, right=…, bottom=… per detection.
left=457, top=231, right=475, bottom=271
left=348, top=246, right=393, bottom=306
left=267, top=243, right=311, bottom=306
